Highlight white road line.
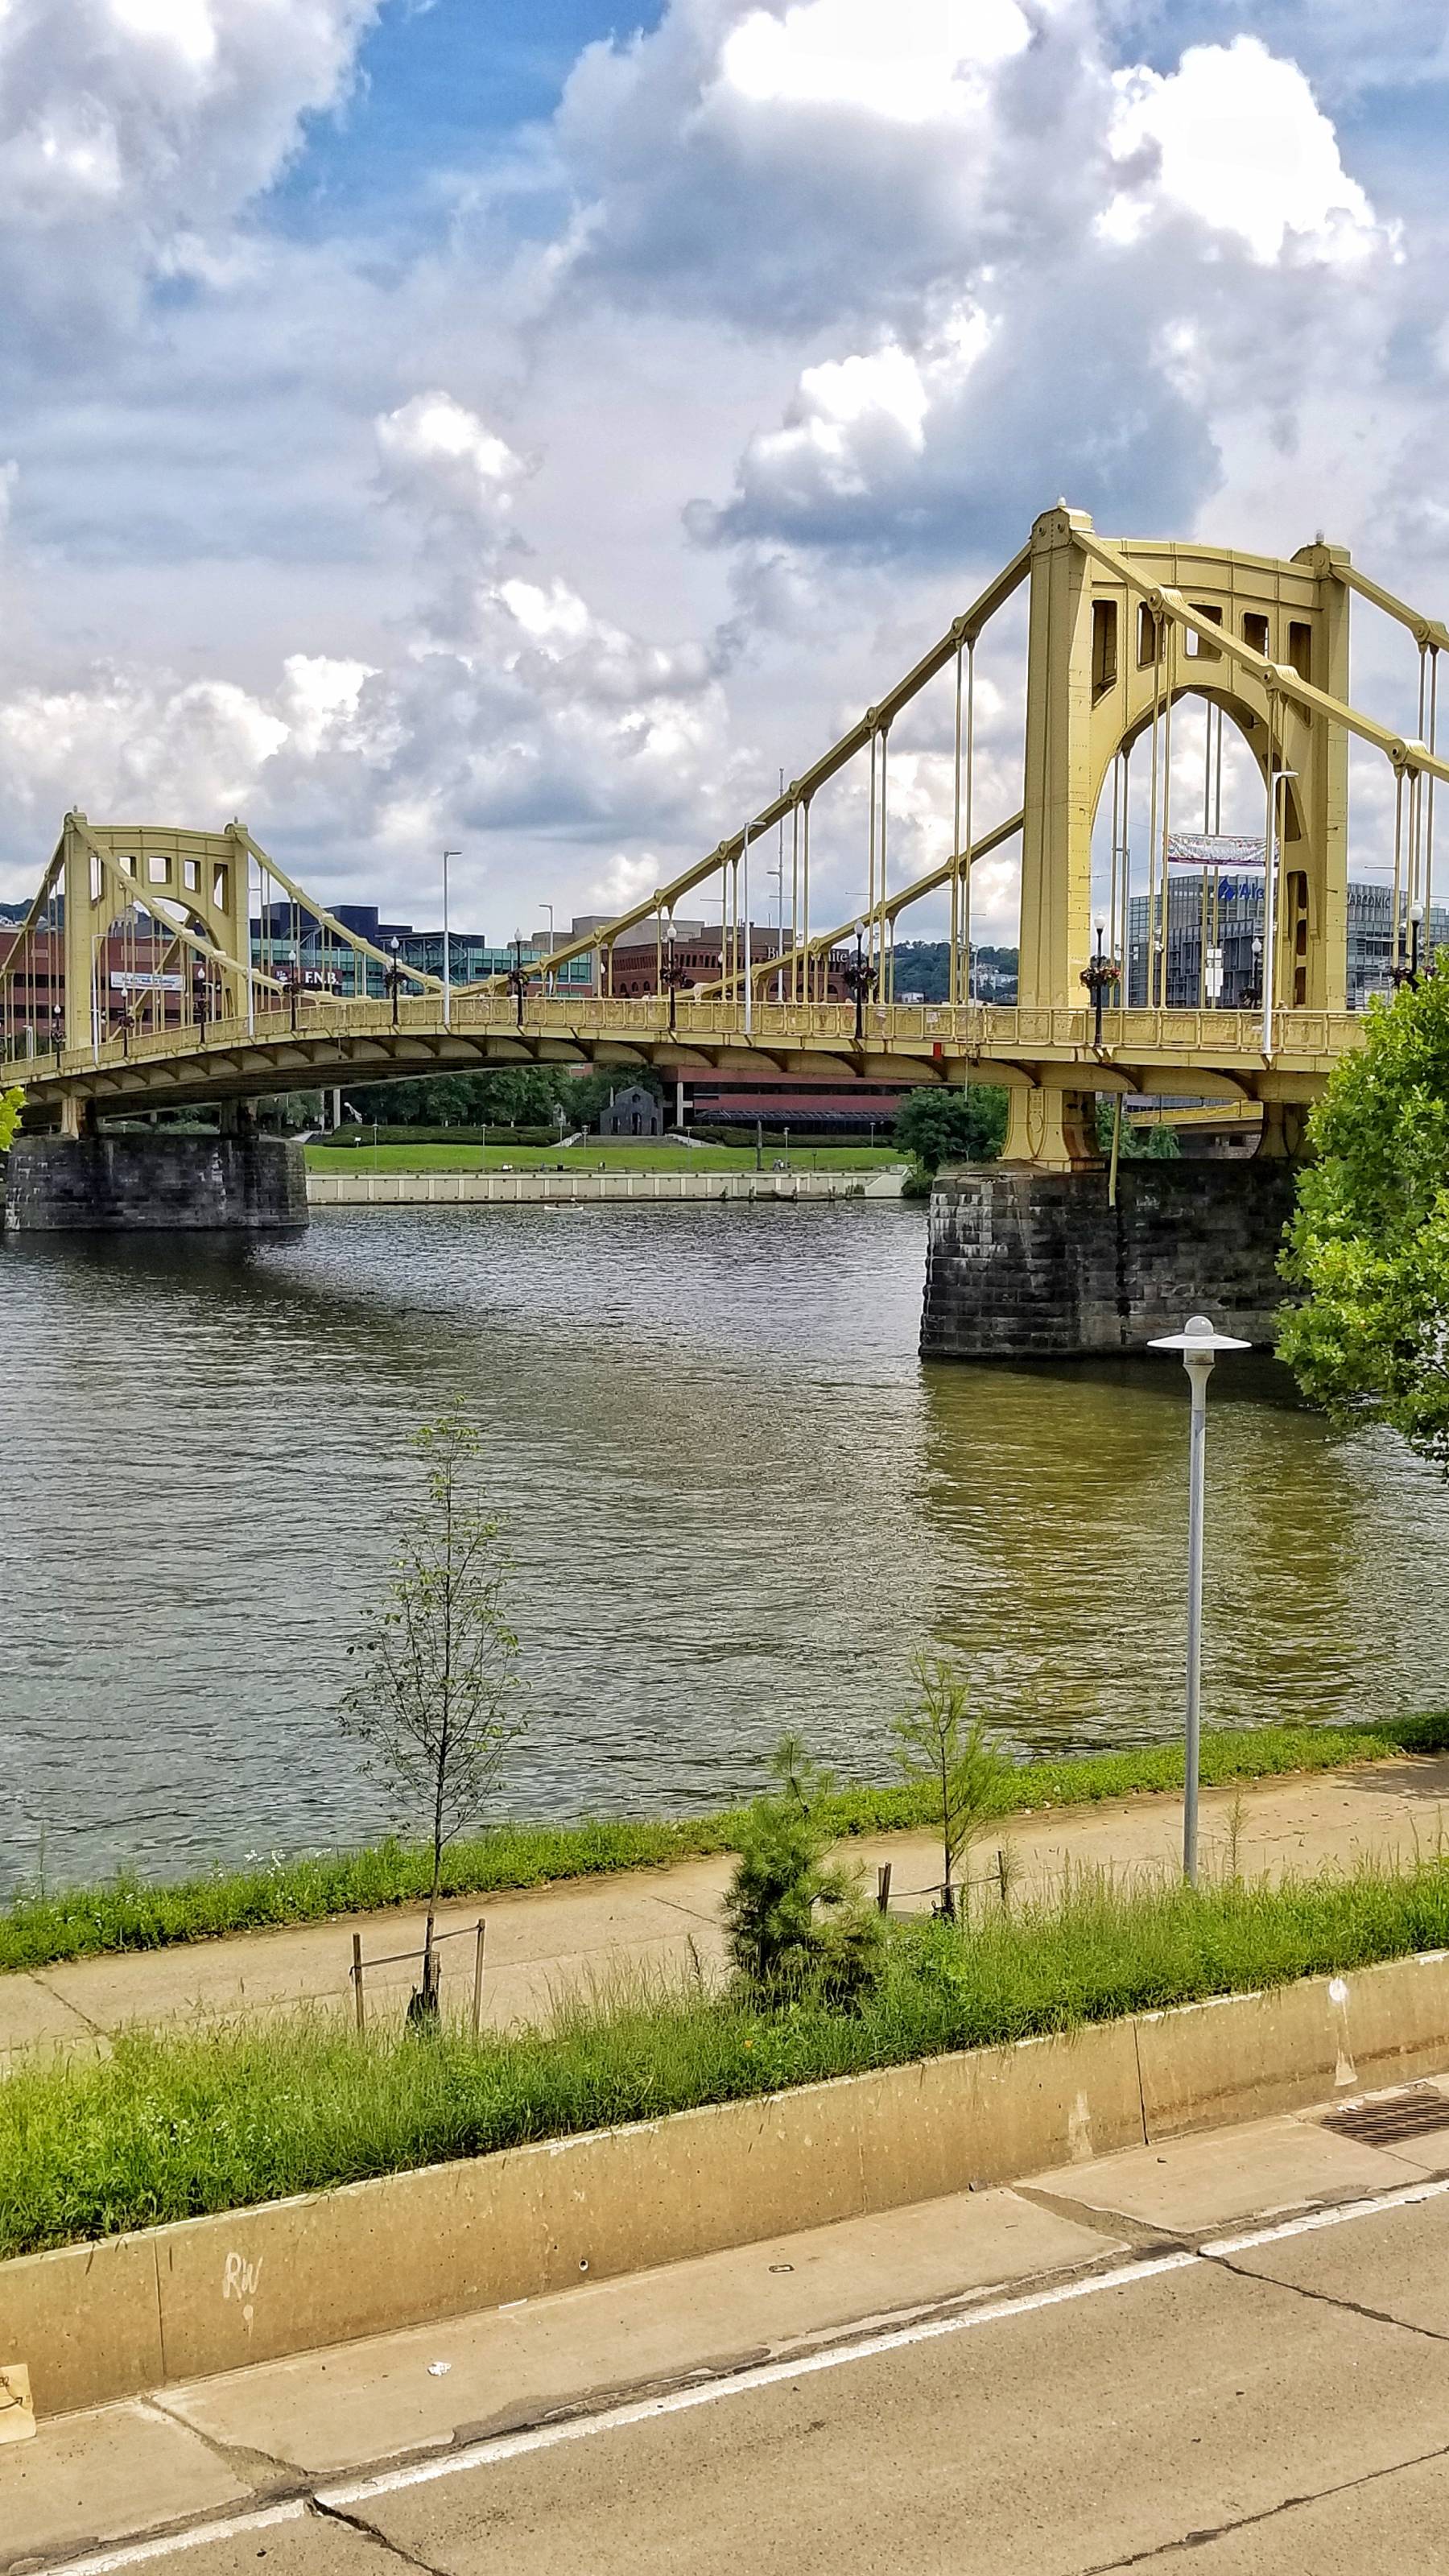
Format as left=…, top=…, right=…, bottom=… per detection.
left=317, top=2253, right=1199, bottom=2506
left=36, top=2172, right=1449, bottom=2576
left=1203, top=2167, right=1449, bottom=2257
left=37, top=2501, right=307, bottom=2576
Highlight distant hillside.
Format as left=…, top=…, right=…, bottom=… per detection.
left=891, top=940, right=1018, bottom=1003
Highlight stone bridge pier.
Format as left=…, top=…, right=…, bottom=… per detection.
left=2, top=1121, right=308, bottom=1233
left=920, top=1156, right=1298, bottom=1359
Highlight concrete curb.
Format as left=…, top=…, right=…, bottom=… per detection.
left=6, top=1951, right=1448, bottom=2420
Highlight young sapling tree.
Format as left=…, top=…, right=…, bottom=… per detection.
left=893, top=1654, right=1014, bottom=1922
left=340, top=1408, right=526, bottom=2019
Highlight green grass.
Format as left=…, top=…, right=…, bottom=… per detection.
left=7, top=1851, right=1449, bottom=2259
left=304, top=1141, right=902, bottom=1174
left=4, top=1715, right=1448, bottom=1979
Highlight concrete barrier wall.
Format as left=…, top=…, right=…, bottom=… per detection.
left=307, top=1169, right=888, bottom=1206
left=6, top=1954, right=1447, bottom=2419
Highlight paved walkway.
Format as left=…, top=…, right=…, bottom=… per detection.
left=11, top=2066, right=1449, bottom=2570
left=4, top=1752, right=1448, bottom=2065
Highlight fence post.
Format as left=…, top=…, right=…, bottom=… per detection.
left=997, top=1847, right=1009, bottom=1909
left=876, top=1862, right=892, bottom=1916
left=352, top=1931, right=365, bottom=2034
left=472, top=1919, right=486, bottom=2040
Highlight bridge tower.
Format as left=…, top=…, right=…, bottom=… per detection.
left=1009, top=506, right=1350, bottom=1167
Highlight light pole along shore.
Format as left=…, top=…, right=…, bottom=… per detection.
left=1149, top=1313, right=1249, bottom=1885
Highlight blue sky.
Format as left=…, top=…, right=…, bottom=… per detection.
left=1, top=0, right=1446, bottom=943
left=270, top=1, right=662, bottom=238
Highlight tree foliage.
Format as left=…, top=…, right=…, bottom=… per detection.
left=893, top=1084, right=1007, bottom=1174
left=723, top=1736, right=883, bottom=2007
left=0, top=1087, right=22, bottom=1152
left=892, top=1655, right=1014, bottom=1921
left=1093, top=1099, right=1181, bottom=1160
left=1278, top=972, right=1449, bottom=1473
left=339, top=1410, right=526, bottom=2010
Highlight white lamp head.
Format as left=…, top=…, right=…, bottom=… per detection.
left=1150, top=1311, right=1251, bottom=1372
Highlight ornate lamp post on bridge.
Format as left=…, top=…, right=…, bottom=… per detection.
left=842, top=930, right=877, bottom=1044
left=660, top=917, right=691, bottom=1033
left=507, top=931, right=529, bottom=1030
left=1392, top=900, right=1425, bottom=991
left=385, top=936, right=402, bottom=1030
left=192, top=960, right=210, bottom=1036
left=1148, top=1314, right=1249, bottom=1886
left=1080, top=915, right=1121, bottom=1047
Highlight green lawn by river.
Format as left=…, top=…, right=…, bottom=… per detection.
left=305, top=1141, right=904, bottom=1173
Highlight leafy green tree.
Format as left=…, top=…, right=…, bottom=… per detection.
left=893, top=1655, right=1014, bottom=1922
left=893, top=1084, right=1007, bottom=1174
left=339, top=1410, right=527, bottom=2017
left=0, top=1087, right=22, bottom=1151
left=723, top=1736, right=884, bottom=2008
left=1094, top=1100, right=1182, bottom=1160
left=1278, top=972, right=1449, bottom=1472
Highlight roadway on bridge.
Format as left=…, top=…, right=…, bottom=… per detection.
left=16, top=2085, right=1449, bottom=2574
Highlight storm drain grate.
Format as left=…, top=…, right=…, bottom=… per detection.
left=1322, top=2089, right=1449, bottom=2146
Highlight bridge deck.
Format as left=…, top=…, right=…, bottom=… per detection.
left=7, top=994, right=1360, bottom=1117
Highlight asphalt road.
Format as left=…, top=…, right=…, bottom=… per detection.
left=92, top=2182, right=1449, bottom=2576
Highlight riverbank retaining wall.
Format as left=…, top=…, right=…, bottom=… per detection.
left=922, top=1159, right=1299, bottom=1358
left=308, top=1167, right=900, bottom=1206
left=7, top=1951, right=1449, bottom=2417
left=2, top=1133, right=308, bottom=1232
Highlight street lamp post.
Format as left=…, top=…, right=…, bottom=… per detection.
left=1080, top=914, right=1120, bottom=1048
left=386, top=936, right=402, bottom=1029
left=442, top=850, right=460, bottom=1030
left=660, top=916, right=689, bottom=1033
left=508, top=931, right=527, bottom=1029
left=842, top=930, right=877, bottom=1043
left=539, top=902, right=555, bottom=997
left=1393, top=899, right=1426, bottom=991
left=1148, top=1314, right=1250, bottom=1885
left=193, top=961, right=209, bottom=1036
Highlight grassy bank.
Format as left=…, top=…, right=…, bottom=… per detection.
left=3, top=1714, right=1447, bottom=1979
left=6, top=1852, right=1449, bottom=2259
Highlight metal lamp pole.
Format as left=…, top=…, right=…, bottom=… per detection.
left=442, top=851, right=460, bottom=1030
left=1148, top=1314, right=1249, bottom=1885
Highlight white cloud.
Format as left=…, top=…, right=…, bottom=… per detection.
left=1103, top=38, right=1384, bottom=262
left=0, top=0, right=1445, bottom=957
left=720, top=0, right=1031, bottom=122
left=0, top=0, right=378, bottom=339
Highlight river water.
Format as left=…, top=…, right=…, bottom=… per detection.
left=2, top=1203, right=1447, bottom=1894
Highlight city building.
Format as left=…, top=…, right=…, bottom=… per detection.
left=1125, top=874, right=1448, bottom=1009
left=250, top=902, right=592, bottom=998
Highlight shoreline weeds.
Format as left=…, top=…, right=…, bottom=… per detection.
left=3, top=1711, right=1448, bottom=1979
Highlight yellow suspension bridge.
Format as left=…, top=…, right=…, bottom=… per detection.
left=3, top=504, right=1443, bottom=1174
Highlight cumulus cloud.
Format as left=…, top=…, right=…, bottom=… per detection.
left=688, top=26, right=1407, bottom=569
left=1101, top=39, right=1384, bottom=262
left=0, top=0, right=378, bottom=345
left=0, top=0, right=1446, bottom=952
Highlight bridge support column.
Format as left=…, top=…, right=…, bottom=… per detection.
left=2, top=1133, right=308, bottom=1233
left=921, top=1159, right=1298, bottom=1359
left=1000, top=1086, right=1101, bottom=1171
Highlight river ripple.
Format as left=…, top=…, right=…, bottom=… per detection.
left=2, top=1203, right=1447, bottom=1891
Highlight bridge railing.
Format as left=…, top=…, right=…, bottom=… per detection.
left=1, top=994, right=1367, bottom=1094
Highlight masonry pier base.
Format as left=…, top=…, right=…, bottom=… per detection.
left=2, top=1132, right=308, bottom=1232
left=921, top=1159, right=1298, bottom=1359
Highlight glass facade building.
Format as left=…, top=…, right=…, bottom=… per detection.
left=1125, top=876, right=1448, bottom=1010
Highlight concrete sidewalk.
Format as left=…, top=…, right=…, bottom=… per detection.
left=4, top=1751, right=1448, bottom=2065
left=10, top=2066, right=1449, bottom=2572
